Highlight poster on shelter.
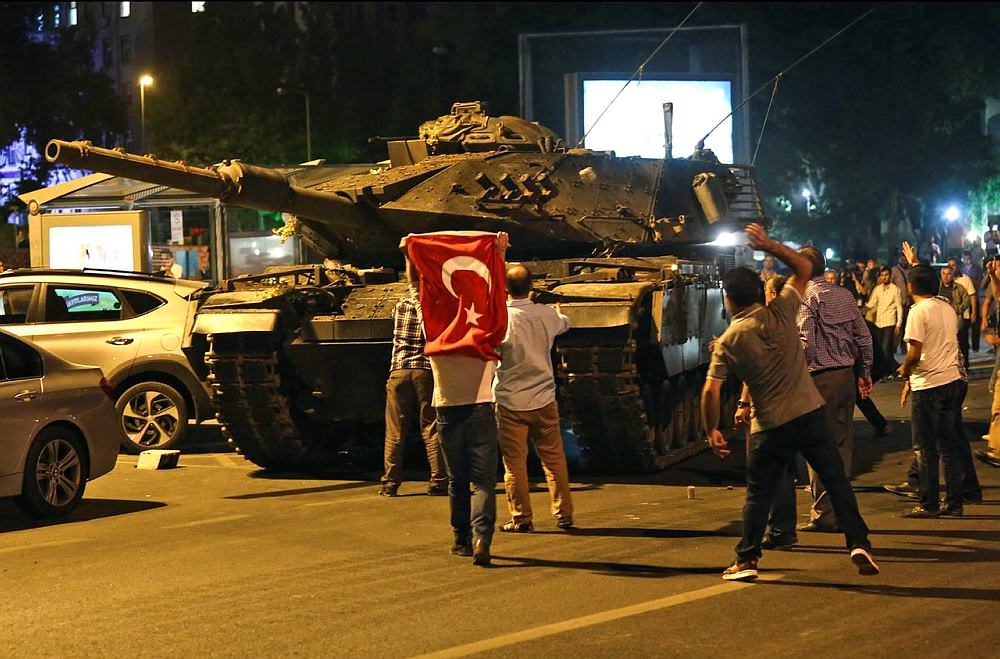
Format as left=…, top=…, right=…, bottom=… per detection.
left=48, top=225, right=135, bottom=271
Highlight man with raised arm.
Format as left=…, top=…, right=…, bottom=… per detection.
left=702, top=224, right=878, bottom=581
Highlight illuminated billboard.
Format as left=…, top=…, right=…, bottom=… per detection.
left=580, top=79, right=734, bottom=162
left=29, top=211, right=150, bottom=272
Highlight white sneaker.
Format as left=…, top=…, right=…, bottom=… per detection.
left=850, top=547, right=880, bottom=576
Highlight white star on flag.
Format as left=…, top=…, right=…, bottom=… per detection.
left=464, top=303, right=483, bottom=327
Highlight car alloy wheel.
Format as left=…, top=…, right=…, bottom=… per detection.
left=14, top=427, right=88, bottom=518
left=117, top=381, right=189, bottom=452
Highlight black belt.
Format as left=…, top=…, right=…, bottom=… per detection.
left=810, top=365, right=852, bottom=377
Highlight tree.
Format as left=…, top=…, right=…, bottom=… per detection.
left=0, top=3, right=126, bottom=198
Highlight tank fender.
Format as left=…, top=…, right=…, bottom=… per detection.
left=193, top=310, right=281, bottom=334
left=550, top=282, right=653, bottom=329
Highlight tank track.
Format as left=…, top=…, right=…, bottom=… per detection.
left=206, top=332, right=336, bottom=472
left=556, top=339, right=657, bottom=473
left=556, top=339, right=712, bottom=474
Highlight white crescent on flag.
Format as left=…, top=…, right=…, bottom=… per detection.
left=441, top=256, right=492, bottom=298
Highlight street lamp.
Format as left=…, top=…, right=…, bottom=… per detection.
left=801, top=188, right=812, bottom=215
left=276, top=86, right=312, bottom=162
left=944, top=205, right=960, bottom=222
left=139, top=74, right=154, bottom=152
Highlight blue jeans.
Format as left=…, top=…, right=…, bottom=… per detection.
left=436, top=403, right=497, bottom=545
left=910, top=379, right=964, bottom=510
left=737, top=408, right=871, bottom=561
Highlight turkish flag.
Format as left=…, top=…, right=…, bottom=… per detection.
left=405, top=231, right=508, bottom=361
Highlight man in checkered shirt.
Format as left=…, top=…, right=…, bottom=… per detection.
left=379, top=260, right=448, bottom=497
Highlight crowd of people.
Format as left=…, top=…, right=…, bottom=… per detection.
left=372, top=224, right=997, bottom=582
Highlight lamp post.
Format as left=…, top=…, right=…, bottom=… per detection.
left=801, top=188, right=812, bottom=215
left=139, top=74, right=154, bottom=152
left=276, top=86, right=312, bottom=161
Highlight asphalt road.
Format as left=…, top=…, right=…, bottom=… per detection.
left=0, top=369, right=998, bottom=658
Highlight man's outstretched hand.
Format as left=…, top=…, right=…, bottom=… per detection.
left=707, top=429, right=731, bottom=458
left=745, top=223, right=772, bottom=251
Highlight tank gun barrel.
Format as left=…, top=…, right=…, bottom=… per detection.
left=45, top=139, right=368, bottom=230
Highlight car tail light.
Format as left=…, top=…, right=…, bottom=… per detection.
left=99, top=377, right=115, bottom=401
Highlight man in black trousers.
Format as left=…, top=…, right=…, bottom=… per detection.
left=702, top=223, right=879, bottom=581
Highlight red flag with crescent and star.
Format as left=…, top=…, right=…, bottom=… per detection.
left=405, top=231, right=508, bottom=361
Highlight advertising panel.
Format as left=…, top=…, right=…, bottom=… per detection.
left=28, top=211, right=150, bottom=271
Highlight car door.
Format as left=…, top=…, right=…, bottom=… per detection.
left=0, top=333, right=44, bottom=478
left=29, top=283, right=142, bottom=377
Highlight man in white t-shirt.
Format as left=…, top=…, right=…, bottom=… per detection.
left=897, top=263, right=965, bottom=517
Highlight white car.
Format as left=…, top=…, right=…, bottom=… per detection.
left=0, top=328, right=120, bottom=517
left=0, top=269, right=213, bottom=452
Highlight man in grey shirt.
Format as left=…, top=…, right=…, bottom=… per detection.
left=702, top=223, right=878, bottom=581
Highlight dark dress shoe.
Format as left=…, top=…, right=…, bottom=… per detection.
left=883, top=482, right=918, bottom=499
left=901, top=506, right=941, bottom=518
left=472, top=538, right=491, bottom=567
left=450, top=539, right=473, bottom=556
left=963, top=491, right=983, bottom=504
left=940, top=505, right=964, bottom=517
left=761, top=534, right=798, bottom=550
left=556, top=517, right=574, bottom=530
left=427, top=483, right=449, bottom=496
left=378, top=482, right=400, bottom=497
left=797, top=521, right=839, bottom=533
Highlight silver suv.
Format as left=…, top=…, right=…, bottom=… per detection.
left=0, top=269, right=212, bottom=452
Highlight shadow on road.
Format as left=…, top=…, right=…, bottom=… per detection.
left=552, top=524, right=741, bottom=539
left=761, top=579, right=1000, bottom=602
left=226, top=480, right=375, bottom=500
left=489, top=554, right=726, bottom=577
left=0, top=498, right=166, bottom=532
left=783, top=543, right=1000, bottom=564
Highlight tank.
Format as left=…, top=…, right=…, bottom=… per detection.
left=45, top=101, right=766, bottom=473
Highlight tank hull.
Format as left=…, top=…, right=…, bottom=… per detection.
left=189, top=256, right=737, bottom=474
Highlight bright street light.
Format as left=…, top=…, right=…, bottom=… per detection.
left=276, top=86, right=312, bottom=162
left=944, top=205, right=960, bottom=222
left=825, top=247, right=834, bottom=260
left=139, top=74, right=154, bottom=152
left=801, top=188, right=811, bottom=199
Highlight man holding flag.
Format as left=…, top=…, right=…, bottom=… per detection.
left=403, top=230, right=510, bottom=567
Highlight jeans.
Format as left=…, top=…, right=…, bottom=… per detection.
left=874, top=325, right=898, bottom=381
left=904, top=379, right=981, bottom=499
left=765, top=462, right=797, bottom=540
left=436, top=403, right=498, bottom=546
left=737, top=408, right=871, bottom=561
left=910, top=380, right=964, bottom=510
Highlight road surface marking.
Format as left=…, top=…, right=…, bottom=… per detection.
left=0, top=538, right=90, bottom=554
left=411, top=574, right=783, bottom=659
left=162, top=514, right=251, bottom=529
